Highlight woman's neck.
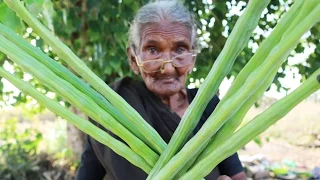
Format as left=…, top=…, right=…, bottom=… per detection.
left=159, top=89, right=189, bottom=117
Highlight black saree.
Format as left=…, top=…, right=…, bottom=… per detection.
left=76, top=77, right=243, bottom=180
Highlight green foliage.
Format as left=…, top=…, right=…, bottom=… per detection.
left=0, top=114, right=79, bottom=179
left=44, top=119, right=68, bottom=154
left=0, top=118, right=43, bottom=179
left=50, top=0, right=145, bottom=83
left=54, top=148, right=80, bottom=173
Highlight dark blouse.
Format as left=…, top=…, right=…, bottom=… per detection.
left=76, top=77, right=243, bottom=180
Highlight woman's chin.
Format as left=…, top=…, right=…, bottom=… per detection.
left=150, top=83, right=183, bottom=96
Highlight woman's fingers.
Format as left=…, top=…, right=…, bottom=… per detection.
left=217, top=175, right=232, bottom=180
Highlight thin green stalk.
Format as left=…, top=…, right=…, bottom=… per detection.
left=0, top=23, right=148, bottom=146
left=222, top=0, right=304, bottom=101
left=196, top=67, right=276, bottom=160
left=174, top=77, right=269, bottom=179
left=147, top=1, right=270, bottom=178
left=0, top=35, right=158, bottom=166
left=281, top=0, right=318, bottom=41
left=153, top=2, right=320, bottom=179
left=180, top=69, right=320, bottom=179
left=175, top=1, right=304, bottom=176
left=0, top=66, right=152, bottom=173
left=195, top=0, right=314, bottom=161
left=190, top=0, right=309, bottom=166
left=3, top=0, right=166, bottom=154
left=192, top=0, right=320, bottom=169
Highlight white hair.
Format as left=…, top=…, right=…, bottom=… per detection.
left=128, top=0, right=198, bottom=52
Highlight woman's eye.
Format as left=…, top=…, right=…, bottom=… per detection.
left=177, top=47, right=186, bottom=54
left=147, top=47, right=158, bottom=54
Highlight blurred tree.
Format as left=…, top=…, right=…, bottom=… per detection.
left=0, top=0, right=319, bottom=157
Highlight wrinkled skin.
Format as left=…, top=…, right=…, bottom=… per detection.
left=127, top=20, right=195, bottom=117
left=126, top=20, right=247, bottom=180
left=217, top=175, right=232, bottom=180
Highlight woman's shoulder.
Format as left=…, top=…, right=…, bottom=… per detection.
left=109, top=77, right=133, bottom=90
left=187, top=88, right=220, bottom=127
left=109, top=77, right=143, bottom=92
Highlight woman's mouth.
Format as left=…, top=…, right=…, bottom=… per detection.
left=159, top=77, right=177, bottom=84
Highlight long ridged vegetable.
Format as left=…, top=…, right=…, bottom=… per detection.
left=175, top=0, right=305, bottom=176
left=0, top=34, right=159, bottom=166
left=191, top=0, right=320, bottom=171
left=0, top=23, right=148, bottom=146
left=3, top=0, right=166, bottom=154
left=179, top=69, right=320, bottom=179
left=147, top=0, right=271, bottom=178
left=153, top=1, right=320, bottom=179
left=194, top=0, right=309, bottom=162
left=0, top=66, right=152, bottom=173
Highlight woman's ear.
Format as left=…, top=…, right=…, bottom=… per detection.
left=126, top=47, right=140, bottom=75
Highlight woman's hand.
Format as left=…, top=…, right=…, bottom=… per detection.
left=217, top=175, right=232, bottom=180
left=218, top=171, right=247, bottom=180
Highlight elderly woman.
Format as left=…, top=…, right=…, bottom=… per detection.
left=76, top=1, right=246, bottom=180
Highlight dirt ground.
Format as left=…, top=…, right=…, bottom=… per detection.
left=239, top=139, right=320, bottom=169
left=238, top=98, right=320, bottom=170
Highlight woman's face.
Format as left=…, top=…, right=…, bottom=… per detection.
left=127, top=21, right=195, bottom=97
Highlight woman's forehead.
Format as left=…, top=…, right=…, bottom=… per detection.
left=139, top=21, right=192, bottom=45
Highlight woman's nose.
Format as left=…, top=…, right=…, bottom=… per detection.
left=160, top=52, right=175, bottom=73
left=161, top=60, right=175, bottom=74
left=162, top=52, right=172, bottom=61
